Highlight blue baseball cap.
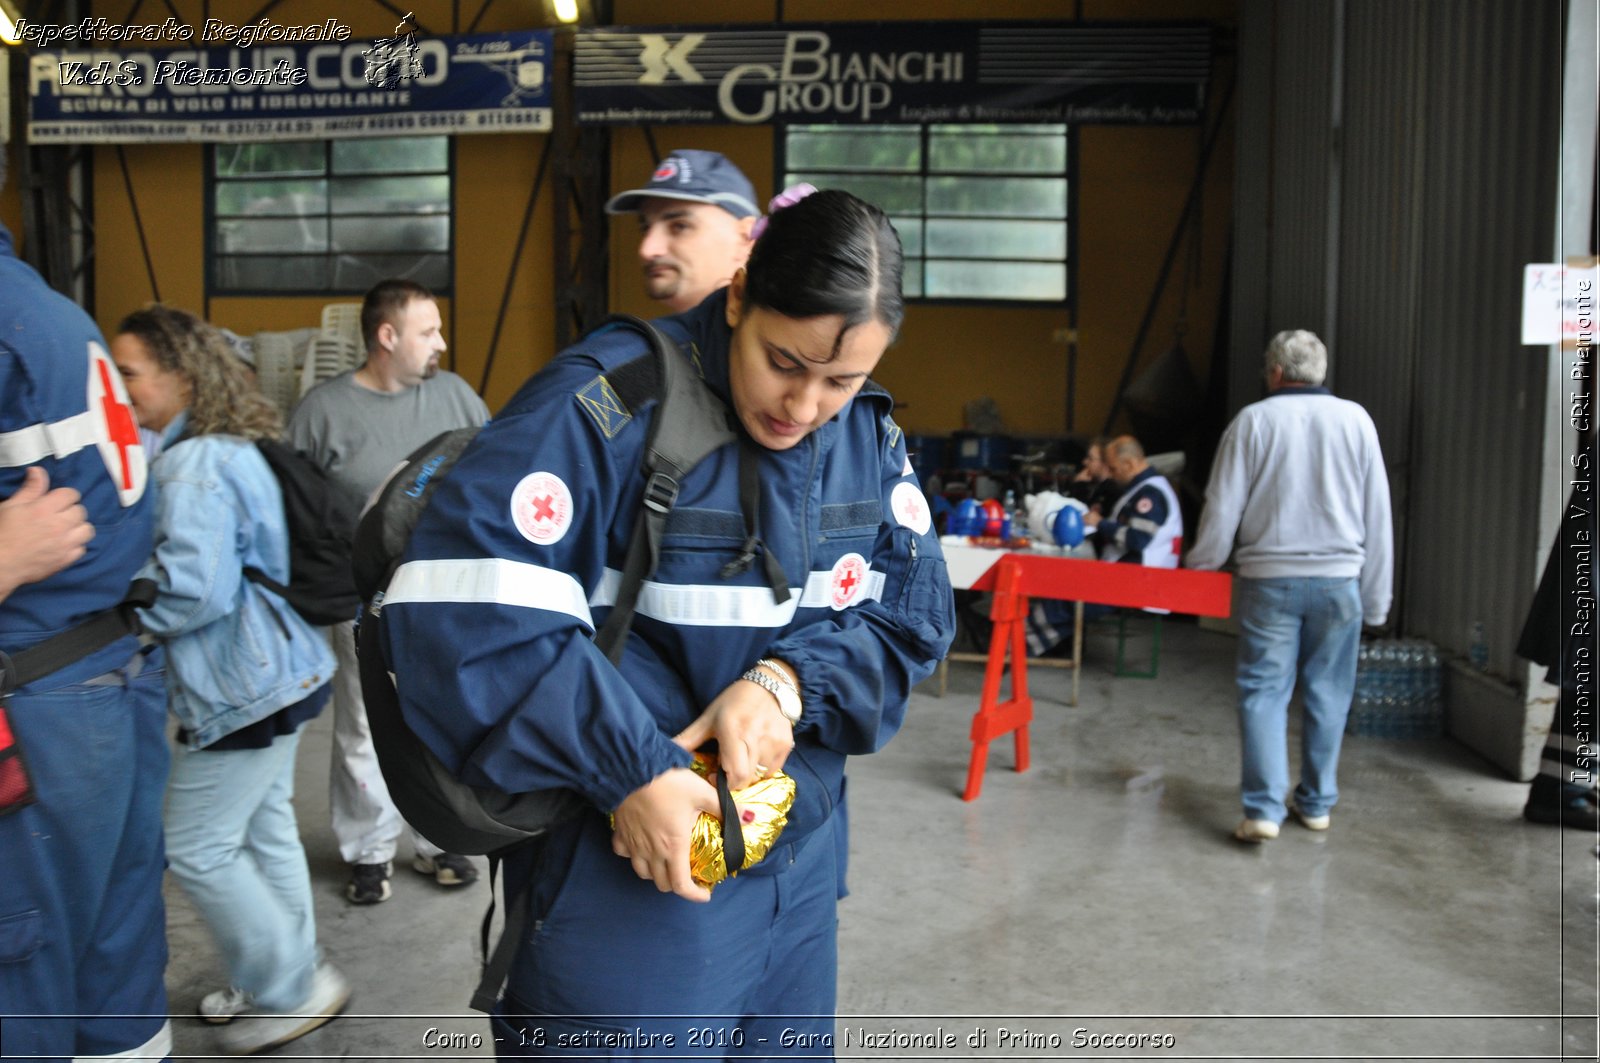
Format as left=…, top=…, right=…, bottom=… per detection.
left=604, top=150, right=761, bottom=220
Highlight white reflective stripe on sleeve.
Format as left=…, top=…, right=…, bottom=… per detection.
left=0, top=411, right=97, bottom=468
left=385, top=558, right=595, bottom=630
left=586, top=565, right=886, bottom=627
left=74, top=1019, right=172, bottom=1061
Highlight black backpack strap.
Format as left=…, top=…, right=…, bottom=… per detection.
left=592, top=316, right=739, bottom=661
left=470, top=852, right=536, bottom=1013
left=0, top=579, right=156, bottom=695
left=719, top=435, right=791, bottom=603
left=716, top=768, right=744, bottom=875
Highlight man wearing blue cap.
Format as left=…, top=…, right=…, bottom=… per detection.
left=606, top=149, right=761, bottom=313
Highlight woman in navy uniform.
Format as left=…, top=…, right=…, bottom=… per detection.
left=382, top=189, right=953, bottom=1057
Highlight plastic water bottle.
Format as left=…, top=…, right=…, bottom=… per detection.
left=1002, top=489, right=1022, bottom=542
left=1370, top=642, right=1392, bottom=737
left=1351, top=643, right=1373, bottom=735
left=1425, top=643, right=1444, bottom=736
left=1469, top=620, right=1489, bottom=672
left=1399, top=640, right=1420, bottom=738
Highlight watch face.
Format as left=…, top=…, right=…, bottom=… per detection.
left=777, top=687, right=802, bottom=722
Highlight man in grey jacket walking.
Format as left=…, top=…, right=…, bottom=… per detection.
left=1187, top=329, right=1393, bottom=842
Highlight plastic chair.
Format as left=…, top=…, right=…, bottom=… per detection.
left=298, top=334, right=363, bottom=399
left=320, top=302, right=363, bottom=351
left=250, top=327, right=318, bottom=420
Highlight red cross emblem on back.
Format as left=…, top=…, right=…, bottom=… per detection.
left=96, top=359, right=140, bottom=490
left=86, top=340, right=148, bottom=507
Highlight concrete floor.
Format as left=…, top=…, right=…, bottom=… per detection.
left=160, top=620, right=1600, bottom=1061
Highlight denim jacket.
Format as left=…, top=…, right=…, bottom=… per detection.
left=137, top=411, right=336, bottom=749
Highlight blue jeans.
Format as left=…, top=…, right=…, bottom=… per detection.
left=164, top=727, right=317, bottom=1010
left=1235, top=576, right=1362, bottom=822
left=0, top=650, right=172, bottom=1061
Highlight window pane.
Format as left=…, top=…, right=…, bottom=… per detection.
left=214, top=255, right=332, bottom=291
left=330, top=253, right=450, bottom=292
left=781, top=123, right=1075, bottom=303
left=211, top=138, right=451, bottom=296
left=929, top=130, right=1066, bottom=174
left=330, top=176, right=450, bottom=216
left=216, top=217, right=328, bottom=253
left=331, top=215, right=450, bottom=253
left=890, top=216, right=923, bottom=257
left=333, top=137, right=448, bottom=175
left=213, top=141, right=324, bottom=178
left=214, top=179, right=328, bottom=217
left=900, top=259, right=923, bottom=299
left=925, top=260, right=1066, bottom=301
left=786, top=125, right=921, bottom=171
left=784, top=172, right=922, bottom=215
left=927, top=218, right=1066, bottom=260
left=927, top=176, right=1066, bottom=218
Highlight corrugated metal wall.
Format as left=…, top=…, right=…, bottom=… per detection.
left=1231, top=0, right=1563, bottom=674
left=1403, top=1, right=1561, bottom=671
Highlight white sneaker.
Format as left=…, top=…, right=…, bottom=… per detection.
left=200, top=986, right=253, bottom=1025
left=1234, top=818, right=1280, bottom=842
left=216, top=962, right=351, bottom=1056
left=1292, top=805, right=1331, bottom=831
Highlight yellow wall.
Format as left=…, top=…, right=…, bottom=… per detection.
left=5, top=0, right=1236, bottom=434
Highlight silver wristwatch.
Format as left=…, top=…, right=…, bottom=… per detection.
left=742, top=660, right=802, bottom=723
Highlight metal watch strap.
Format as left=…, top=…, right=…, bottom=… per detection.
left=754, top=658, right=799, bottom=698
left=741, top=664, right=801, bottom=722
left=741, top=667, right=786, bottom=703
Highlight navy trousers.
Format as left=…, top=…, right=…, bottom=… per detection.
left=0, top=651, right=171, bottom=1061
left=492, top=810, right=838, bottom=1060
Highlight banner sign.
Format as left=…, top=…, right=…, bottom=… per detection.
left=575, top=22, right=1210, bottom=126
left=26, top=24, right=553, bottom=143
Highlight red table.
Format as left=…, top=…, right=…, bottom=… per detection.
left=944, top=545, right=1233, bottom=801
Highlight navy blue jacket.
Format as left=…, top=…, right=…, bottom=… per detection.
left=0, top=224, right=154, bottom=689
left=382, top=292, right=954, bottom=859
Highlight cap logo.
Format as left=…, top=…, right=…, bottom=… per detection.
left=653, top=159, right=681, bottom=183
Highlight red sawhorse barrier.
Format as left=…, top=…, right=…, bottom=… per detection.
left=962, top=554, right=1233, bottom=802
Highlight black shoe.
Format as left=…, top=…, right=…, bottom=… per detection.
left=345, top=860, right=393, bottom=904
left=412, top=852, right=480, bottom=887
left=1523, top=790, right=1600, bottom=831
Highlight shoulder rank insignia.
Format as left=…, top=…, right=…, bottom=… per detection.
left=881, top=414, right=903, bottom=450
left=577, top=373, right=632, bottom=439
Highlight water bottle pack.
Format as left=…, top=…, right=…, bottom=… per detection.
left=1346, top=639, right=1445, bottom=739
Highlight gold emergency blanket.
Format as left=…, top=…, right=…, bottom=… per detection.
left=689, top=754, right=795, bottom=890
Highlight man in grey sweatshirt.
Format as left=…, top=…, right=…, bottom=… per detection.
left=1187, top=329, right=1393, bottom=843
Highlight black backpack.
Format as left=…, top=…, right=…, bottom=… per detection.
left=243, top=439, right=363, bottom=627
left=354, top=315, right=783, bottom=1010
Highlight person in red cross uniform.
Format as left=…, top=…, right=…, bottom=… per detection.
left=1, top=218, right=173, bottom=1062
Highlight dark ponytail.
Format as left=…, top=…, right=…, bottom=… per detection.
left=742, top=190, right=905, bottom=349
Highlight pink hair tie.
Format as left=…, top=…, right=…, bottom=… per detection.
left=750, top=183, right=819, bottom=241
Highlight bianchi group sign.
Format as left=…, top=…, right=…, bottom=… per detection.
left=26, top=18, right=554, bottom=143
left=574, top=21, right=1211, bottom=126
